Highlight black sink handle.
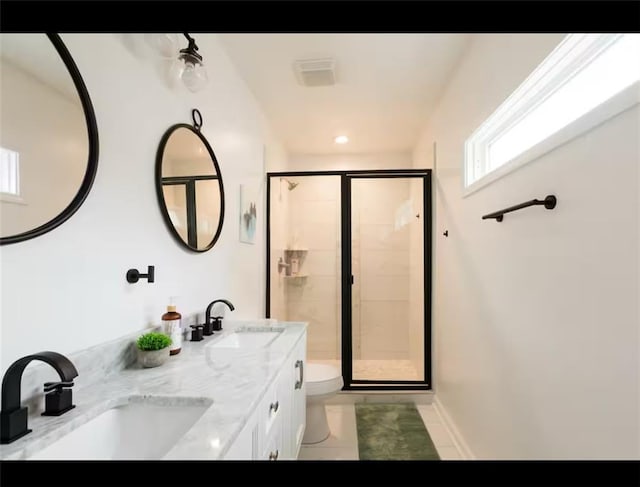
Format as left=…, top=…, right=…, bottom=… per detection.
left=43, top=381, right=74, bottom=393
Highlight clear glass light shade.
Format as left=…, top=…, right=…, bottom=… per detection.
left=144, top=34, right=180, bottom=59
left=166, top=57, right=185, bottom=88
left=181, top=61, right=208, bottom=93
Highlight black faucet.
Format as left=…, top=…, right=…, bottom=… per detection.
left=205, top=299, right=235, bottom=333
left=1, top=351, right=78, bottom=444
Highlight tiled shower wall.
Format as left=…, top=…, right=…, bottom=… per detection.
left=270, top=171, right=423, bottom=369
left=285, top=176, right=341, bottom=359
left=351, top=178, right=412, bottom=361
left=269, top=179, right=290, bottom=322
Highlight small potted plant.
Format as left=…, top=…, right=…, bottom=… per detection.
left=136, top=332, right=172, bottom=368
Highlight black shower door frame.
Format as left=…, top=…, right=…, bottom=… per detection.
left=266, top=169, right=432, bottom=391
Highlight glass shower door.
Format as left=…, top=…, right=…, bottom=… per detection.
left=267, top=170, right=431, bottom=390
left=349, top=175, right=426, bottom=385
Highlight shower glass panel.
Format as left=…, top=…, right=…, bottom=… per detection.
left=267, top=170, right=431, bottom=390
left=268, top=175, right=342, bottom=366
left=350, top=177, right=425, bottom=382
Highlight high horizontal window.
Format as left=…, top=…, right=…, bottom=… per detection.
left=464, top=34, right=640, bottom=192
left=0, top=146, right=21, bottom=198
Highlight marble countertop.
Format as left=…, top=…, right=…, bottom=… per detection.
left=0, top=320, right=307, bottom=460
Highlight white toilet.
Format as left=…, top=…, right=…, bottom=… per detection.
left=302, top=363, right=343, bottom=444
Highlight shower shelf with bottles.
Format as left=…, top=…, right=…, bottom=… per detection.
left=279, top=248, right=308, bottom=282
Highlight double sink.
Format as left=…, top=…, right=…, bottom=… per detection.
left=207, top=326, right=283, bottom=349
left=24, top=326, right=285, bottom=460
left=29, top=396, right=212, bottom=460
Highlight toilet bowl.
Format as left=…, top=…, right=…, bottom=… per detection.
left=302, top=363, right=343, bottom=445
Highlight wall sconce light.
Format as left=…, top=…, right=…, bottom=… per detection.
left=144, top=33, right=208, bottom=93
left=177, top=33, right=208, bottom=93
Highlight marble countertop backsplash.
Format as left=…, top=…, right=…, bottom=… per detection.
left=0, top=319, right=307, bottom=460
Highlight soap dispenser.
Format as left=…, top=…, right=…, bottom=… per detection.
left=162, top=297, right=182, bottom=355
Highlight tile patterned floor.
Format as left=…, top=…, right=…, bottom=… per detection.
left=297, top=403, right=462, bottom=460
left=312, top=359, right=422, bottom=381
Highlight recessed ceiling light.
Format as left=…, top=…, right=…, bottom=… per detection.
left=334, top=135, right=349, bottom=144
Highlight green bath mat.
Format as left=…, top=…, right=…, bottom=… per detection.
left=355, top=403, right=440, bottom=460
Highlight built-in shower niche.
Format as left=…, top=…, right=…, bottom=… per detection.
left=282, top=248, right=308, bottom=282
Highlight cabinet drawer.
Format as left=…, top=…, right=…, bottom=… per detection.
left=261, top=427, right=282, bottom=461
left=259, top=379, right=283, bottom=441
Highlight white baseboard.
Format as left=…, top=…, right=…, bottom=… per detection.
left=433, top=396, right=476, bottom=460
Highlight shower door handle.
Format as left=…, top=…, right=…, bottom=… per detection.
left=350, top=275, right=354, bottom=285
left=295, top=360, right=304, bottom=389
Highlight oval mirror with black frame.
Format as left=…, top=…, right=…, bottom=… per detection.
left=0, top=33, right=99, bottom=245
left=155, top=109, right=225, bottom=252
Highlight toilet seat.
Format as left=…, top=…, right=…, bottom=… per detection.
left=305, top=363, right=343, bottom=396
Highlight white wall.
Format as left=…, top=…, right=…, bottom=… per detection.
left=0, top=34, right=286, bottom=371
left=414, top=33, right=639, bottom=459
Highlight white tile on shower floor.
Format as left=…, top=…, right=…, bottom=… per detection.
left=310, top=359, right=422, bottom=381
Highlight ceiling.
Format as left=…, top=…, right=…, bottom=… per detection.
left=218, top=34, right=471, bottom=154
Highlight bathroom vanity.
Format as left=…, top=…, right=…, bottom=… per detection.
left=0, top=321, right=307, bottom=460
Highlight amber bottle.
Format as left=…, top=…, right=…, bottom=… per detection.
left=162, top=305, right=182, bottom=355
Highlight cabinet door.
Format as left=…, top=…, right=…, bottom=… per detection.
left=278, top=352, right=295, bottom=459
left=261, top=426, right=283, bottom=461
left=291, top=332, right=307, bottom=458
left=223, top=412, right=258, bottom=460
left=258, top=367, right=286, bottom=457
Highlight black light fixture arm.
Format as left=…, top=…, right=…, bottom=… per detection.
left=482, top=195, right=557, bottom=222
left=180, top=33, right=203, bottom=64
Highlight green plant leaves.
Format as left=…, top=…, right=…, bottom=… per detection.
left=136, top=332, right=172, bottom=351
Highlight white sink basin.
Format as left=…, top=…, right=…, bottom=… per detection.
left=29, top=396, right=211, bottom=460
left=208, top=328, right=283, bottom=349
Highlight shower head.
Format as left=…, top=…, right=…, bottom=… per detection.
left=280, top=178, right=299, bottom=191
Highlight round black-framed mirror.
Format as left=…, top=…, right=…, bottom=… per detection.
left=155, top=109, right=225, bottom=253
left=0, top=33, right=99, bottom=245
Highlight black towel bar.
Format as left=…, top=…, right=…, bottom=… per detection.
left=482, top=195, right=557, bottom=222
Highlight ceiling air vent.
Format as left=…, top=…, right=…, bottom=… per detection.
left=293, top=58, right=336, bottom=87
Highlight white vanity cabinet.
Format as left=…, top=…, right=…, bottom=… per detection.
left=222, top=330, right=307, bottom=460
left=258, top=365, right=288, bottom=460
left=223, top=412, right=258, bottom=460
left=288, top=334, right=306, bottom=458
